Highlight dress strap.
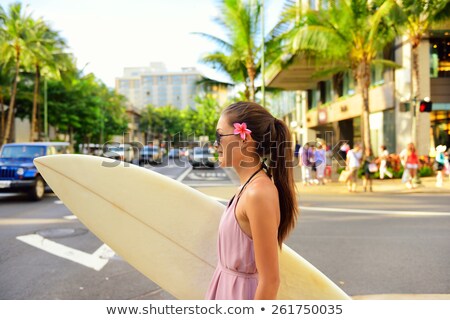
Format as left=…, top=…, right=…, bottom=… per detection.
left=227, top=167, right=262, bottom=207
left=236, top=167, right=263, bottom=199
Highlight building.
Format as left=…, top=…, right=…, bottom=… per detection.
left=266, top=1, right=450, bottom=157
left=116, top=62, right=230, bottom=111
left=114, top=62, right=232, bottom=144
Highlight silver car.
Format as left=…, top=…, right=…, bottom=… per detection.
left=189, top=147, right=216, bottom=169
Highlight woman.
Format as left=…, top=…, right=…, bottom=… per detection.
left=314, top=143, right=326, bottom=185
left=362, top=148, right=376, bottom=192
left=300, top=143, right=313, bottom=186
left=345, top=143, right=362, bottom=192
left=379, top=145, right=393, bottom=179
left=205, top=101, right=298, bottom=300
left=435, top=145, right=447, bottom=187
left=405, top=143, right=419, bottom=189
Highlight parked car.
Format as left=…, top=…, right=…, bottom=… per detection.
left=0, top=142, right=71, bottom=201
left=189, top=147, right=216, bottom=169
left=168, top=148, right=180, bottom=159
left=139, top=146, right=163, bottom=165
left=102, top=144, right=135, bottom=163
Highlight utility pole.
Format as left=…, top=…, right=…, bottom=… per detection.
left=44, top=78, right=48, bottom=141
left=261, top=0, right=265, bottom=106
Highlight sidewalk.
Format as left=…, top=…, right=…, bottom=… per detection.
left=196, top=167, right=450, bottom=200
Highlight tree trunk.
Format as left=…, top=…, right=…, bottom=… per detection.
left=30, top=64, right=40, bottom=142
left=411, top=44, right=420, bottom=145
left=247, top=63, right=256, bottom=102
left=357, top=61, right=372, bottom=153
left=3, top=55, right=21, bottom=145
left=0, top=91, right=4, bottom=144
left=69, top=126, right=73, bottom=145
left=37, top=87, right=42, bottom=140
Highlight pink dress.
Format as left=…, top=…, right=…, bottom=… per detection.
left=205, top=190, right=258, bottom=300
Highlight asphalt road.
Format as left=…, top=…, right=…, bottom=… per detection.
left=290, top=193, right=450, bottom=297
left=1, top=162, right=449, bottom=299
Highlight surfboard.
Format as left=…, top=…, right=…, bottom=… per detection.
left=34, top=154, right=350, bottom=300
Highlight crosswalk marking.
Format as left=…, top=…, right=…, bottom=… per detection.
left=16, top=234, right=115, bottom=271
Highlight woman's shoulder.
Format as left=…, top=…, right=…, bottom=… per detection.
left=245, top=176, right=278, bottom=203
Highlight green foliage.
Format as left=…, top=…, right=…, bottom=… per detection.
left=418, top=165, right=434, bottom=177
left=139, top=94, right=223, bottom=145
left=0, top=2, right=128, bottom=147
left=45, top=74, right=128, bottom=145
left=195, top=0, right=264, bottom=101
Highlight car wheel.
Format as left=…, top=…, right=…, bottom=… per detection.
left=28, top=176, right=45, bottom=201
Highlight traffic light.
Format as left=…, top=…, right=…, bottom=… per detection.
left=419, top=100, right=432, bottom=112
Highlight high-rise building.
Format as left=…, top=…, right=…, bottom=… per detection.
left=115, top=62, right=202, bottom=110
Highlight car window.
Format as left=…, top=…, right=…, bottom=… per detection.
left=47, top=146, right=57, bottom=155
left=0, top=146, right=46, bottom=158
left=194, top=148, right=211, bottom=155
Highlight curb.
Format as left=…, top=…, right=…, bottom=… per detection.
left=352, top=294, right=450, bottom=300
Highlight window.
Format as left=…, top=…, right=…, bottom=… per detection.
left=158, top=76, right=168, bottom=84
left=430, top=35, right=450, bottom=78
left=343, top=72, right=355, bottom=95
left=307, top=89, right=319, bottom=110
left=172, top=75, right=182, bottom=85
left=371, top=65, right=384, bottom=85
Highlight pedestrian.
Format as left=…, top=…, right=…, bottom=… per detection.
left=399, top=145, right=410, bottom=184
left=345, top=143, right=362, bottom=192
left=314, top=143, right=326, bottom=185
left=325, top=144, right=333, bottom=183
left=299, top=143, right=313, bottom=186
left=294, top=143, right=301, bottom=165
left=362, top=148, right=377, bottom=192
left=379, top=145, right=393, bottom=179
left=310, top=145, right=318, bottom=184
left=206, top=101, right=299, bottom=300
left=435, top=145, right=447, bottom=187
left=339, top=142, right=350, bottom=164
left=404, top=143, right=419, bottom=189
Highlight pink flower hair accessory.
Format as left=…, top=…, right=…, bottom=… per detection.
left=233, top=122, right=252, bottom=140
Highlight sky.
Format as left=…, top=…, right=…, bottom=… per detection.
left=0, top=0, right=285, bottom=88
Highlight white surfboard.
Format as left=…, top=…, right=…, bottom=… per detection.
left=34, top=154, right=350, bottom=300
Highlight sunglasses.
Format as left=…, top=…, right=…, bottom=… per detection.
left=215, top=131, right=236, bottom=146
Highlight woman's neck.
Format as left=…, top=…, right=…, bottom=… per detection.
left=234, top=162, right=263, bottom=186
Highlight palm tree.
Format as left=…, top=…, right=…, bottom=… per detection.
left=0, top=65, right=11, bottom=143
left=276, top=0, right=400, bottom=152
left=0, top=2, right=33, bottom=145
left=27, top=18, right=70, bottom=141
left=398, top=0, right=450, bottom=145
left=195, top=0, right=262, bottom=101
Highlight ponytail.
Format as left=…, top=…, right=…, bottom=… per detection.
left=270, top=119, right=299, bottom=247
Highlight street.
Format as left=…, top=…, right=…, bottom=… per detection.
left=1, top=160, right=449, bottom=299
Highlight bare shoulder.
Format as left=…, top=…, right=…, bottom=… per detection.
left=248, top=176, right=278, bottom=197
left=244, top=176, right=279, bottom=213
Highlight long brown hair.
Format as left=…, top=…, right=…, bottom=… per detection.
left=223, top=101, right=299, bottom=247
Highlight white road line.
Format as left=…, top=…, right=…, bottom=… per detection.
left=54, top=200, right=63, bottom=204
left=206, top=196, right=450, bottom=216
left=16, top=234, right=111, bottom=271
left=300, top=206, right=450, bottom=216
left=176, top=167, right=193, bottom=182
left=93, top=243, right=116, bottom=259
left=63, top=215, right=78, bottom=220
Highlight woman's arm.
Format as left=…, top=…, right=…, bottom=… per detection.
left=245, top=184, right=281, bottom=300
